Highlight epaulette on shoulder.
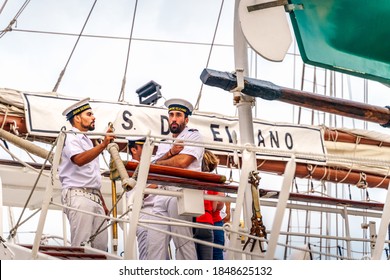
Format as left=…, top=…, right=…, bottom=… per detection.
left=188, top=129, right=199, bottom=132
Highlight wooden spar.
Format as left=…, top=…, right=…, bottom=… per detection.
left=125, top=161, right=227, bottom=184
left=0, top=114, right=28, bottom=134
left=104, top=166, right=385, bottom=211
left=123, top=169, right=238, bottom=193
left=217, top=155, right=390, bottom=189
left=2, top=109, right=390, bottom=147
left=260, top=188, right=384, bottom=211
left=103, top=163, right=236, bottom=193
left=0, top=114, right=55, bottom=143
left=273, top=160, right=389, bottom=189
left=324, top=129, right=390, bottom=147
left=125, top=155, right=389, bottom=190
left=1, top=113, right=389, bottom=188
left=114, top=170, right=385, bottom=211
left=0, top=158, right=381, bottom=210
left=200, top=68, right=390, bottom=127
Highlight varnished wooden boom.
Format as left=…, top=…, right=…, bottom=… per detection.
left=200, top=68, right=390, bottom=127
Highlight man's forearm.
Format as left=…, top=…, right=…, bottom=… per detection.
left=155, top=154, right=195, bottom=168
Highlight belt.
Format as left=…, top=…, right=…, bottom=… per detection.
left=69, top=188, right=102, bottom=205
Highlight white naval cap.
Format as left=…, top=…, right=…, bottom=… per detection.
left=164, top=98, right=193, bottom=116
left=62, top=98, right=91, bottom=121
left=126, top=136, right=146, bottom=146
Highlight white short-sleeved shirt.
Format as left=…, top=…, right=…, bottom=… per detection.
left=156, top=127, right=204, bottom=171
left=58, top=128, right=101, bottom=190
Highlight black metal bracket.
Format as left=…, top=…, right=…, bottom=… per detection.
left=247, top=0, right=303, bottom=13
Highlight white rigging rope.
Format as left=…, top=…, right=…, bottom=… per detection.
left=8, top=28, right=233, bottom=47
left=0, top=0, right=31, bottom=39
left=118, top=0, right=139, bottom=102
left=6, top=134, right=58, bottom=240
left=0, top=0, right=9, bottom=15
left=194, top=0, right=225, bottom=111
left=118, top=0, right=138, bottom=101
left=52, top=0, right=98, bottom=92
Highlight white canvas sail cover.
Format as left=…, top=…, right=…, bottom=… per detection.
left=21, top=92, right=325, bottom=164
left=0, top=90, right=388, bottom=175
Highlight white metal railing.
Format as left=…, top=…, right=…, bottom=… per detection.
left=2, top=129, right=390, bottom=260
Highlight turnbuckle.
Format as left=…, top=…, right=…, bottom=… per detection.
left=248, top=170, right=261, bottom=186
left=242, top=216, right=267, bottom=253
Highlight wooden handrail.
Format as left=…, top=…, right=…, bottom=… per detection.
left=125, top=161, right=227, bottom=184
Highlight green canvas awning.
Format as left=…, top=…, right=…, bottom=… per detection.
left=288, top=0, right=390, bottom=84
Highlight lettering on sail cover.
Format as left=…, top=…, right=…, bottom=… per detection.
left=210, top=124, right=234, bottom=143
left=121, top=110, right=133, bottom=130
left=117, top=110, right=296, bottom=151
left=161, top=115, right=170, bottom=135
left=257, top=129, right=294, bottom=150
left=22, top=94, right=323, bottom=160
left=209, top=124, right=294, bottom=150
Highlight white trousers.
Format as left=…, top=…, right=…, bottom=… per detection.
left=137, top=206, right=153, bottom=260
left=62, top=190, right=108, bottom=251
left=147, top=195, right=197, bottom=260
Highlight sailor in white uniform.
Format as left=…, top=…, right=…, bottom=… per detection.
left=147, top=98, right=204, bottom=260
left=58, top=98, right=115, bottom=251
left=126, top=136, right=157, bottom=260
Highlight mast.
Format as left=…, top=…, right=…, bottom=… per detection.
left=227, top=0, right=261, bottom=260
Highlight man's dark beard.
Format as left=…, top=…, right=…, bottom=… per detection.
left=169, top=122, right=185, bottom=134
left=82, top=123, right=95, bottom=131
